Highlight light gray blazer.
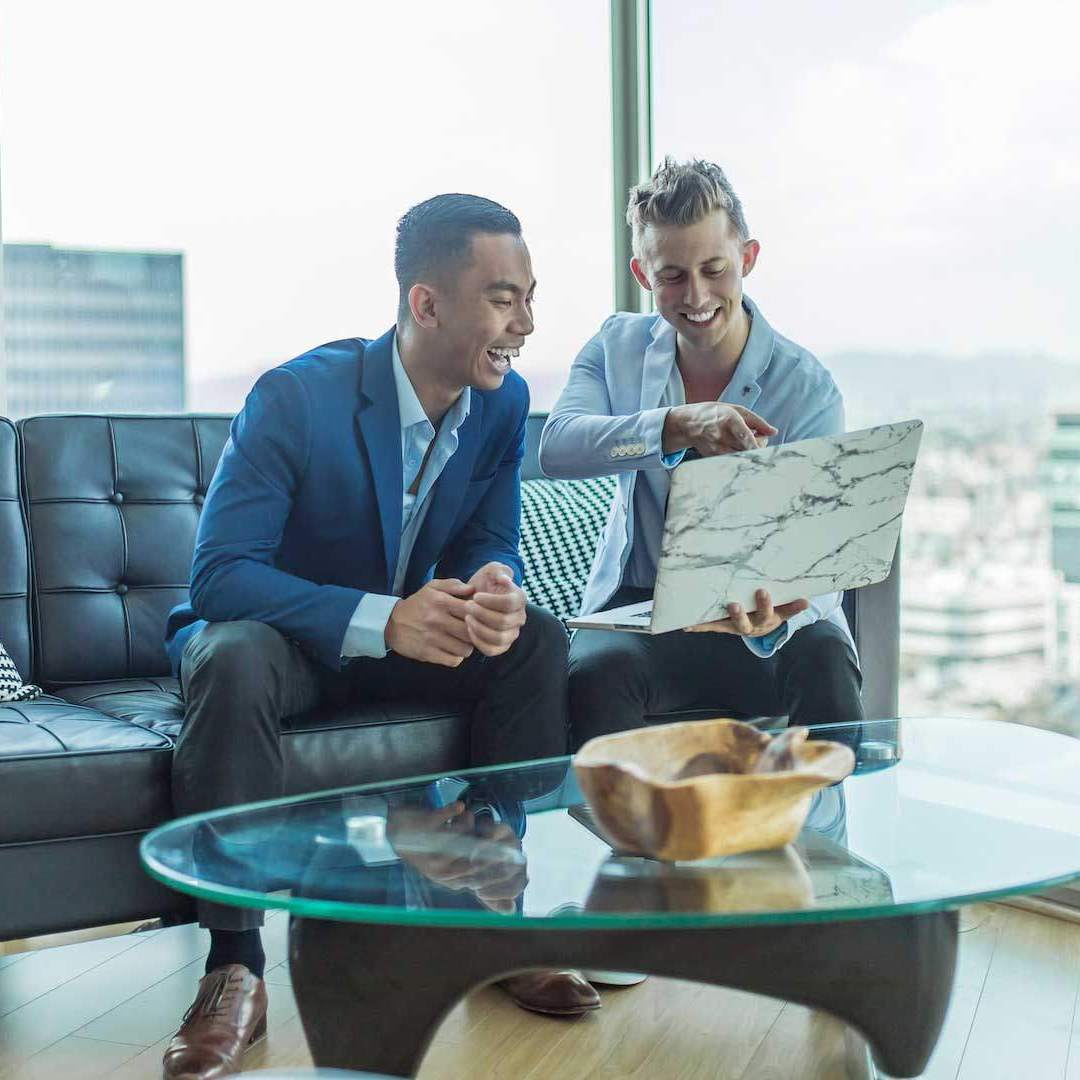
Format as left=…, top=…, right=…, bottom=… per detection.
left=538, top=296, right=854, bottom=657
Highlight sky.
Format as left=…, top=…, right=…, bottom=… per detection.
left=1, top=0, right=1077, bottom=411
left=653, top=0, right=1079, bottom=363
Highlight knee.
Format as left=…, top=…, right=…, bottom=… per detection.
left=569, top=638, right=638, bottom=696
left=516, top=605, right=570, bottom=672
left=182, top=620, right=290, bottom=700
left=567, top=635, right=647, bottom=734
left=787, top=624, right=859, bottom=676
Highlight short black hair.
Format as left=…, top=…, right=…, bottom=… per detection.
left=394, top=193, right=522, bottom=319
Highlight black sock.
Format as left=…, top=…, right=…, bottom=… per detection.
left=206, top=928, right=265, bottom=979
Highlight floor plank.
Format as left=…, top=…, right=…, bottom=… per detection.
left=739, top=1002, right=847, bottom=1080
left=922, top=904, right=1004, bottom=1080
left=958, top=905, right=1080, bottom=1080
left=0, top=924, right=207, bottom=1073
left=2, top=1035, right=142, bottom=1079
left=0, top=933, right=146, bottom=1019
left=4, top=903, right=1080, bottom=1079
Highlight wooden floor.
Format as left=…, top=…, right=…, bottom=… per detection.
left=1, top=903, right=1078, bottom=1079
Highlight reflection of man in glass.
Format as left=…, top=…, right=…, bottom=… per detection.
left=540, top=157, right=865, bottom=748
left=294, top=764, right=600, bottom=1016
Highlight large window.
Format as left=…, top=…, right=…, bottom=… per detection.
left=0, top=1, right=613, bottom=416
left=652, top=1, right=1080, bottom=728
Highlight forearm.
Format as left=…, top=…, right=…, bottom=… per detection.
left=539, top=407, right=674, bottom=479
left=190, top=554, right=364, bottom=669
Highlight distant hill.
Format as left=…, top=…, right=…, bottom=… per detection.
left=820, top=351, right=1080, bottom=427
left=190, top=350, right=1080, bottom=422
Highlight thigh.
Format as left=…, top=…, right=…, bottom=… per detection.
left=179, top=619, right=333, bottom=720
left=570, top=623, right=781, bottom=717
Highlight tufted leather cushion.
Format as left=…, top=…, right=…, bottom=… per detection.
left=0, top=418, right=32, bottom=680
left=19, top=415, right=230, bottom=686
left=0, top=695, right=174, bottom=844
left=0, top=676, right=471, bottom=843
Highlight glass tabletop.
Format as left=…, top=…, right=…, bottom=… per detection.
left=140, top=718, right=1080, bottom=929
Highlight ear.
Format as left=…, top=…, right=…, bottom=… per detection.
left=407, top=282, right=439, bottom=328
left=741, top=239, right=761, bottom=278
left=630, top=257, right=653, bottom=292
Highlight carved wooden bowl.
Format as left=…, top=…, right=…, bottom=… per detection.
left=574, top=719, right=855, bottom=861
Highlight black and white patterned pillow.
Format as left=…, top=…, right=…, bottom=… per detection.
left=520, top=475, right=617, bottom=621
left=0, top=640, right=42, bottom=702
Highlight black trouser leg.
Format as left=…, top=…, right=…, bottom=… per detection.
left=774, top=619, right=865, bottom=748
left=173, top=620, right=330, bottom=930
left=568, top=587, right=863, bottom=751
left=347, top=604, right=569, bottom=795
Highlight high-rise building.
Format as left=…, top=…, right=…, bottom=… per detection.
left=1043, top=414, right=1080, bottom=680
left=1, top=242, right=184, bottom=417
left=1046, top=415, right=1080, bottom=582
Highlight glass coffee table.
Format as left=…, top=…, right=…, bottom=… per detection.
left=141, top=718, right=1080, bottom=1079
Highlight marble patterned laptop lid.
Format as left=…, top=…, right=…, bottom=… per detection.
left=651, top=419, right=923, bottom=634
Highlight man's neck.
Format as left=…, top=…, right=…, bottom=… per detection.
left=675, top=302, right=751, bottom=391
left=397, top=329, right=464, bottom=425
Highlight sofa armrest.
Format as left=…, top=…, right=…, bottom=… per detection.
left=844, top=541, right=901, bottom=720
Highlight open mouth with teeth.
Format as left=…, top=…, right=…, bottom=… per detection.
left=486, top=346, right=519, bottom=373
left=682, top=307, right=721, bottom=328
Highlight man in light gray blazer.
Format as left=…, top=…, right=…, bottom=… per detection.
left=540, top=157, right=865, bottom=749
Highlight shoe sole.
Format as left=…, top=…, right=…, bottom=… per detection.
left=248, top=1014, right=268, bottom=1044
left=510, top=1000, right=602, bottom=1017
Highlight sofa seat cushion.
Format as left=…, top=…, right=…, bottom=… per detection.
left=59, top=677, right=186, bottom=738
left=0, top=695, right=175, bottom=844
left=25, top=679, right=473, bottom=841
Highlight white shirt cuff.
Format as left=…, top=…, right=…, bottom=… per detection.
left=341, top=593, right=400, bottom=659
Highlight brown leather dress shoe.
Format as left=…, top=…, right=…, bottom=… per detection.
left=162, top=963, right=268, bottom=1079
left=497, top=970, right=601, bottom=1016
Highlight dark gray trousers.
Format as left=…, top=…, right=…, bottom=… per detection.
left=172, top=604, right=569, bottom=930
left=568, top=586, right=864, bottom=751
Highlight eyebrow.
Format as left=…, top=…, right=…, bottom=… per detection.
left=656, top=257, right=726, bottom=273
left=485, top=280, right=537, bottom=295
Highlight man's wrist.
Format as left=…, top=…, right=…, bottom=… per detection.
left=383, top=598, right=403, bottom=652
left=662, top=406, right=687, bottom=454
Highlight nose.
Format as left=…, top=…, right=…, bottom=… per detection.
left=512, top=301, right=535, bottom=337
left=683, top=273, right=708, bottom=310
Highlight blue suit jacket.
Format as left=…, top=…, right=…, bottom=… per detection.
left=165, top=328, right=529, bottom=674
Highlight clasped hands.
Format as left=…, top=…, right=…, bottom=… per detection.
left=386, top=801, right=527, bottom=915
left=385, top=561, right=525, bottom=667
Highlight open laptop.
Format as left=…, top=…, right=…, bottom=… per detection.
left=567, top=419, right=923, bottom=635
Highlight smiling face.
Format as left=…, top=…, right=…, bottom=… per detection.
left=425, top=232, right=536, bottom=392
left=631, top=210, right=759, bottom=352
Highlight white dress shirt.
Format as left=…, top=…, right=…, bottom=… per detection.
left=340, top=335, right=471, bottom=658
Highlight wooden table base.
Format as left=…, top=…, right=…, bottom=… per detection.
left=289, top=909, right=958, bottom=1079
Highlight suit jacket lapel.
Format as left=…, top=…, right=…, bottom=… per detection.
left=640, top=316, right=677, bottom=411
left=355, top=328, right=402, bottom=589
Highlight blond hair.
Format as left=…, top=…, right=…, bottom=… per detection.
left=627, top=157, right=749, bottom=255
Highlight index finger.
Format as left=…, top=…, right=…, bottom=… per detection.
left=430, top=578, right=475, bottom=598
left=734, top=406, right=778, bottom=436
left=472, top=590, right=525, bottom=614
left=724, top=412, right=759, bottom=451
left=775, top=598, right=810, bottom=619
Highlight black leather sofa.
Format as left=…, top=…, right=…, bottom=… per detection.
left=0, top=412, right=899, bottom=940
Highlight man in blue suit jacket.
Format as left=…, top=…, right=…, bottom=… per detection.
left=162, top=196, right=583, bottom=1080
